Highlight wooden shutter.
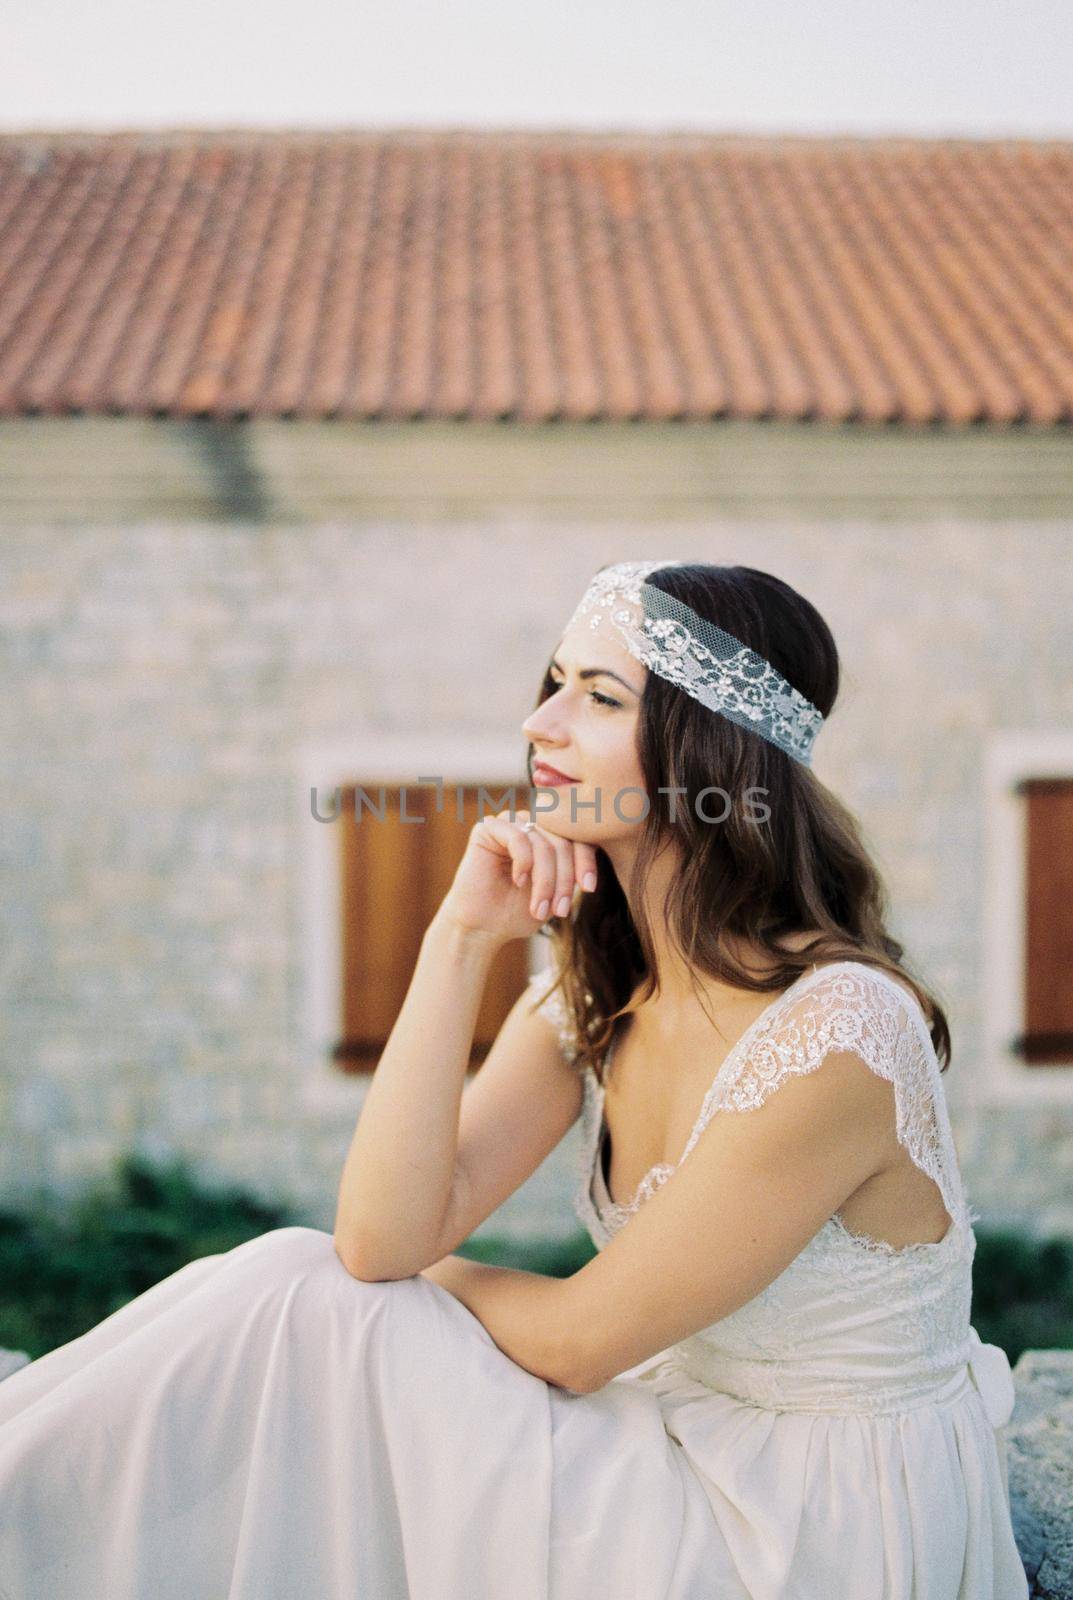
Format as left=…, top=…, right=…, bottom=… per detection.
left=333, top=783, right=531, bottom=1072
left=1016, top=776, right=1073, bottom=1063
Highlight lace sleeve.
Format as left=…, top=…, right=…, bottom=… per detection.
left=680, top=964, right=971, bottom=1232
left=524, top=971, right=580, bottom=1065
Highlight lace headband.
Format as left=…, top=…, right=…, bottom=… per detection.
left=563, top=560, right=824, bottom=768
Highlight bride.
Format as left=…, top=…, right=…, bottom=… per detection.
left=0, top=559, right=1027, bottom=1599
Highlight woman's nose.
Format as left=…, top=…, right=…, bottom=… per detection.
left=522, top=699, right=566, bottom=744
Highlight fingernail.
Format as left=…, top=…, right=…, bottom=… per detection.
left=556, top=895, right=571, bottom=917
left=536, top=899, right=550, bottom=919
left=583, top=872, right=597, bottom=891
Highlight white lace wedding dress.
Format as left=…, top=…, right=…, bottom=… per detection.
left=0, top=960, right=1027, bottom=1599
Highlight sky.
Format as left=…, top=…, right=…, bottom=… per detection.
left=5, top=0, right=1072, bottom=137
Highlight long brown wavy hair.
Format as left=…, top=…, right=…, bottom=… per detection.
left=526, top=560, right=951, bottom=1082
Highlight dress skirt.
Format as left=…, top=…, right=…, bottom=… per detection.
left=0, top=1226, right=1027, bottom=1599
left=0, top=1228, right=720, bottom=1600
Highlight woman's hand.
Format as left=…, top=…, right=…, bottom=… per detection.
left=436, top=808, right=600, bottom=946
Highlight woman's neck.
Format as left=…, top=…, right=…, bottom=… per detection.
left=629, top=928, right=823, bottom=1023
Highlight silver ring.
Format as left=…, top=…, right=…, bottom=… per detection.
left=520, top=819, right=536, bottom=833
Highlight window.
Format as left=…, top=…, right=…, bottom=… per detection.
left=332, top=782, right=531, bottom=1072
left=1015, top=776, right=1073, bottom=1064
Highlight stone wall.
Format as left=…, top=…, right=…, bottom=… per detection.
left=1007, top=1351, right=1072, bottom=1598
left=1, top=446, right=1072, bottom=1239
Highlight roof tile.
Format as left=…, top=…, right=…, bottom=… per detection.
left=0, top=128, right=1070, bottom=424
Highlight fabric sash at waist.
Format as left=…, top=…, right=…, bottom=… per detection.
left=626, top=1326, right=1015, bottom=1424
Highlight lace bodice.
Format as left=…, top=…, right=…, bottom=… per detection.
left=527, top=960, right=984, bottom=1415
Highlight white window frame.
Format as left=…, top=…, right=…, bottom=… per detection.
left=296, top=730, right=541, bottom=1114
left=983, top=730, right=1073, bottom=1103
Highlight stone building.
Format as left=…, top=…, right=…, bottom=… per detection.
left=1, top=128, right=1071, bottom=1243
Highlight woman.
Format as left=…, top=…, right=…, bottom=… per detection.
left=0, top=559, right=1027, bottom=1599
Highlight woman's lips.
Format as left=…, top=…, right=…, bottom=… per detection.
left=532, top=762, right=579, bottom=786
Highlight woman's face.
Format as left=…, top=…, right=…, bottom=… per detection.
left=520, top=620, right=648, bottom=845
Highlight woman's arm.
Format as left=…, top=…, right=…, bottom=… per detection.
left=421, top=1254, right=587, bottom=1392
left=333, top=808, right=597, bottom=1283
left=332, top=909, right=502, bottom=1281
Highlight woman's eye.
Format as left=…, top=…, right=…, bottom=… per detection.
left=548, top=676, right=620, bottom=710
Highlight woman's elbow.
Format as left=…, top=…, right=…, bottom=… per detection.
left=332, top=1231, right=415, bottom=1283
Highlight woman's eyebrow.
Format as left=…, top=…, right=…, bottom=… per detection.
left=549, top=657, right=640, bottom=696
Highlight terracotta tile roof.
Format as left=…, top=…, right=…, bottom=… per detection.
left=0, top=128, right=1071, bottom=425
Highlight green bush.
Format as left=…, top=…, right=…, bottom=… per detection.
left=969, top=1226, right=1073, bottom=1365
left=0, top=1155, right=297, bottom=1360
left=1, top=1156, right=1071, bottom=1369
left=456, top=1230, right=597, bottom=1278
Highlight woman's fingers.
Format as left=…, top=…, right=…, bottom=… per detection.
left=485, top=812, right=567, bottom=922
left=546, top=829, right=578, bottom=920
left=477, top=814, right=533, bottom=888
left=524, top=826, right=559, bottom=921
left=574, top=840, right=599, bottom=893
left=524, top=824, right=588, bottom=920
left=484, top=810, right=599, bottom=922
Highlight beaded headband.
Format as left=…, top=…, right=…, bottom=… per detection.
left=563, top=560, right=824, bottom=768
